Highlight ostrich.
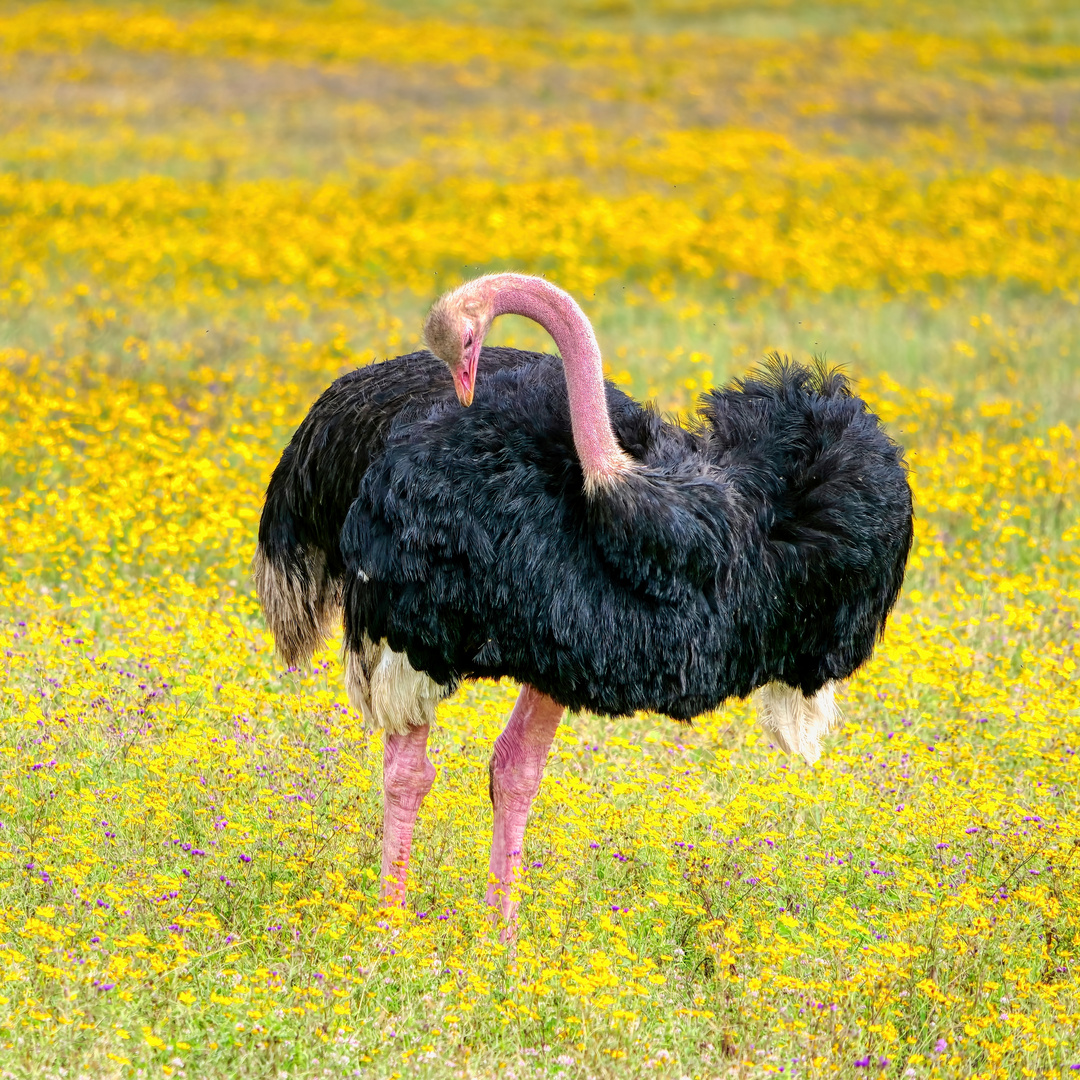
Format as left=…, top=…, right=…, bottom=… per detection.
left=254, top=272, right=912, bottom=921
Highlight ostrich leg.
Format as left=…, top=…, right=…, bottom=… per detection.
left=381, top=723, right=436, bottom=906
left=486, top=685, right=565, bottom=927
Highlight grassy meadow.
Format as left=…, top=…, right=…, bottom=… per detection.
left=1, top=1, right=1079, bottom=1077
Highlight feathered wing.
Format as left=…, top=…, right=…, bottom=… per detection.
left=254, top=347, right=541, bottom=666
left=340, top=355, right=912, bottom=724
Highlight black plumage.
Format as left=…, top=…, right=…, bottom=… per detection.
left=257, top=346, right=912, bottom=720
left=255, top=347, right=538, bottom=666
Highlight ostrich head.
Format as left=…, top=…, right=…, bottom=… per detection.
left=423, top=278, right=495, bottom=407
left=424, top=272, right=633, bottom=490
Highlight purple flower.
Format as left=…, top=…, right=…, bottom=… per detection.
left=854, top=1057, right=870, bottom=1068
left=934, top=1037, right=948, bottom=1054
left=238, top=853, right=252, bottom=863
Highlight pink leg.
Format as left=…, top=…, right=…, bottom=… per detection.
left=486, top=685, right=565, bottom=928
left=380, top=723, right=436, bottom=907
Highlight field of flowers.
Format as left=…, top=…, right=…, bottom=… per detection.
left=1, top=2, right=1079, bottom=1078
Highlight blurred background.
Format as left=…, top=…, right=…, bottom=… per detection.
left=3, top=0, right=1079, bottom=419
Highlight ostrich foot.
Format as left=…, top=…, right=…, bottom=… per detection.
left=486, top=685, right=565, bottom=937
left=380, top=723, right=436, bottom=907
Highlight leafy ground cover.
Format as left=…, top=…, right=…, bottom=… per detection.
left=0, top=2, right=1078, bottom=1077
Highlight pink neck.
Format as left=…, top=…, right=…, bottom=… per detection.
left=481, top=274, right=630, bottom=491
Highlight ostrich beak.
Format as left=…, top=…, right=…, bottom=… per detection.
left=453, top=358, right=476, bottom=407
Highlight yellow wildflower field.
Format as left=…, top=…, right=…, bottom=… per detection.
left=0, top=2, right=1078, bottom=1078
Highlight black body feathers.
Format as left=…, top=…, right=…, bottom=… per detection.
left=257, top=347, right=912, bottom=718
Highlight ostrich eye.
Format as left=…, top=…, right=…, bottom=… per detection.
left=464, top=333, right=474, bottom=349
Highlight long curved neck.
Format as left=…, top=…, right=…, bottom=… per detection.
left=484, top=274, right=631, bottom=493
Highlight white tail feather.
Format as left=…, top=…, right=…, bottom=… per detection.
left=344, top=636, right=449, bottom=735
left=754, top=680, right=839, bottom=766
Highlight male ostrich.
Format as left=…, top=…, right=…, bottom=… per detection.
left=254, top=273, right=912, bottom=921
